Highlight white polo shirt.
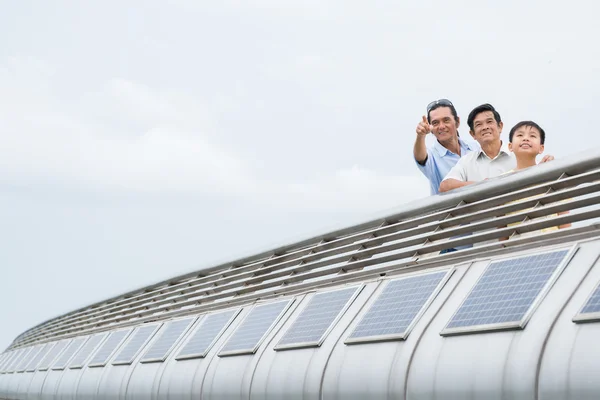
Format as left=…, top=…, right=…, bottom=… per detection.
left=442, top=144, right=516, bottom=183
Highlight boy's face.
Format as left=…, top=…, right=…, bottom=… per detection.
left=508, top=125, right=545, bottom=157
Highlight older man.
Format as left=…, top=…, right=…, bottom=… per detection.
left=439, top=103, right=553, bottom=193
left=413, top=99, right=479, bottom=195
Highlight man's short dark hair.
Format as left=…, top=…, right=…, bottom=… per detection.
left=467, top=103, right=502, bottom=131
left=509, top=121, right=546, bottom=144
left=427, top=103, right=458, bottom=124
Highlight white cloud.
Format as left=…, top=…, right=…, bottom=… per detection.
left=0, top=56, right=422, bottom=212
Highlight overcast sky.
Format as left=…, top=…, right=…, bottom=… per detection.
left=1, top=0, right=599, bottom=350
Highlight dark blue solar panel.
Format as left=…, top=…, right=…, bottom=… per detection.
left=580, top=283, right=600, bottom=314
left=88, top=329, right=132, bottom=367
left=69, top=333, right=108, bottom=369
left=4, top=348, right=26, bottom=372
left=141, top=318, right=195, bottom=362
left=348, top=270, right=449, bottom=341
left=112, top=324, right=160, bottom=365
left=25, top=343, right=55, bottom=372
left=1, top=351, right=20, bottom=372
left=52, top=337, right=88, bottom=370
left=177, top=309, right=239, bottom=359
left=445, top=250, right=568, bottom=332
left=219, top=300, right=290, bottom=356
left=38, top=340, right=71, bottom=371
left=15, top=347, right=39, bottom=372
left=277, top=287, right=359, bottom=348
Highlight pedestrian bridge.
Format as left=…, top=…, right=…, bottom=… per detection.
left=2, top=148, right=600, bottom=400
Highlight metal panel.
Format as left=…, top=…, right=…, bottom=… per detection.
left=112, top=324, right=161, bottom=365
left=176, top=309, right=240, bottom=360
left=275, top=286, right=361, bottom=350
left=88, top=328, right=132, bottom=367
left=442, top=248, right=573, bottom=335
left=346, top=269, right=452, bottom=343
left=219, top=300, right=292, bottom=356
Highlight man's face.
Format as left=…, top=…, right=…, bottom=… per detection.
left=508, top=125, right=544, bottom=157
left=470, top=111, right=503, bottom=146
left=429, top=107, right=459, bottom=142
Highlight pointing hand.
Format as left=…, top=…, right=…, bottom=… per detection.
left=416, top=115, right=433, bottom=137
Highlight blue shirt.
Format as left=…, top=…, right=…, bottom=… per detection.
left=415, top=137, right=479, bottom=195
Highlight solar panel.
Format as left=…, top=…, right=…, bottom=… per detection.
left=25, top=343, right=55, bottom=372
left=177, top=309, right=240, bottom=360
left=442, top=249, right=570, bottom=335
left=140, top=317, right=195, bottom=363
left=112, top=324, right=160, bottom=365
left=276, top=286, right=360, bottom=349
left=38, top=340, right=71, bottom=371
left=52, top=337, right=88, bottom=370
left=88, top=329, right=132, bottom=367
left=580, top=283, right=600, bottom=315
left=2, top=350, right=20, bottom=372
left=5, top=348, right=26, bottom=372
left=69, top=333, right=108, bottom=369
left=15, top=347, right=39, bottom=372
left=346, top=270, right=451, bottom=343
left=5, top=351, right=22, bottom=373
left=572, top=276, right=600, bottom=323
left=0, top=351, right=15, bottom=372
left=219, top=300, right=292, bottom=356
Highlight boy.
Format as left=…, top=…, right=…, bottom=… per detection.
left=504, top=121, right=570, bottom=239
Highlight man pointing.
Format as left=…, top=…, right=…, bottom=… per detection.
left=413, top=99, right=479, bottom=195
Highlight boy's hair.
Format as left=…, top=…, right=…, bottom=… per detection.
left=509, top=121, right=546, bottom=144
left=467, top=103, right=502, bottom=131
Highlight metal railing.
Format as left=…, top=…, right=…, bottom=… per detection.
left=7, top=148, right=600, bottom=350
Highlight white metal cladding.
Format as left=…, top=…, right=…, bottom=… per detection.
left=538, top=241, right=600, bottom=399
left=2, top=149, right=600, bottom=399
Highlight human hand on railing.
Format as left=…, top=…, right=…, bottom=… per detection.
left=416, top=116, right=432, bottom=137
left=540, top=154, right=555, bottom=163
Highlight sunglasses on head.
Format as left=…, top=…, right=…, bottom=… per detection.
left=426, top=99, right=454, bottom=113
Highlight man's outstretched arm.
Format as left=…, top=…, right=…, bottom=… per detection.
left=439, top=178, right=474, bottom=193
left=413, top=116, right=432, bottom=165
